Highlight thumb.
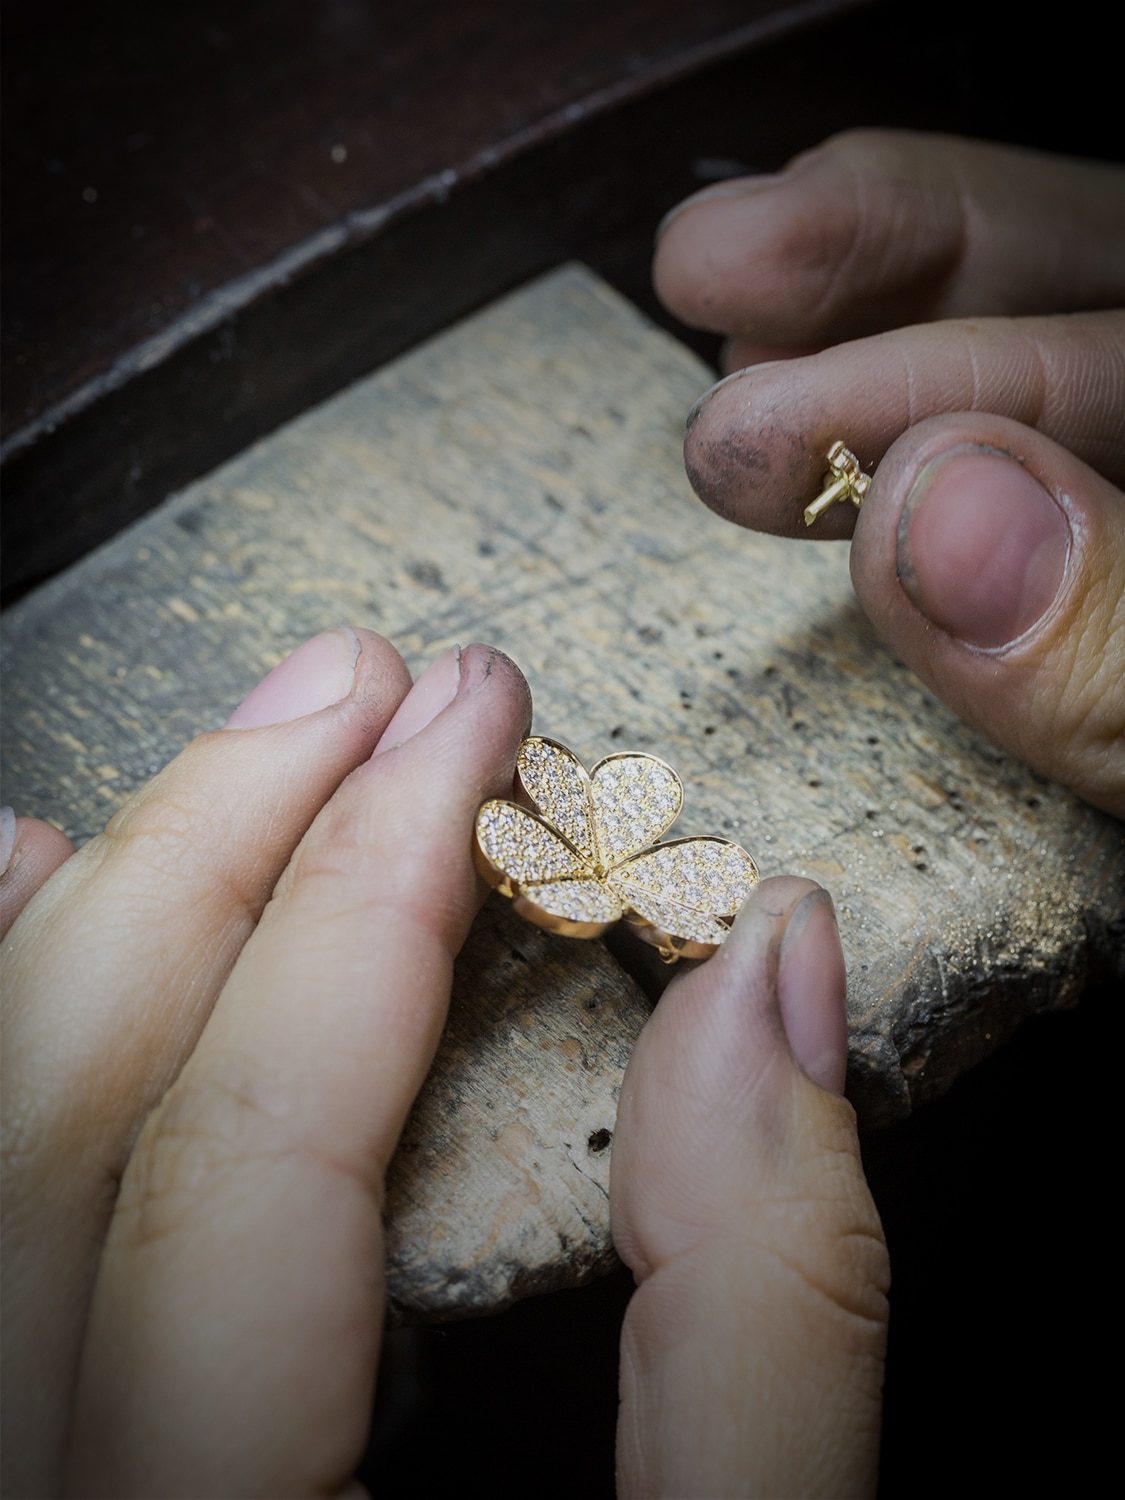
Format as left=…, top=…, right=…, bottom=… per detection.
left=611, top=877, right=888, bottom=1500
left=850, top=415, right=1125, bottom=815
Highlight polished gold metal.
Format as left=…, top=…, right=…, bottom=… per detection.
left=474, top=737, right=759, bottom=962
left=803, top=440, right=872, bottom=526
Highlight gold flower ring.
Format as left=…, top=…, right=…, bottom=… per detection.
left=474, top=736, right=759, bottom=963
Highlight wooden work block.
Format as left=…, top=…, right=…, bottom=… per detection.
left=3, top=265, right=1122, bottom=1321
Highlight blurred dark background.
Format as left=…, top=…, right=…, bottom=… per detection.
left=3, top=0, right=1118, bottom=598
left=3, top=0, right=1117, bottom=1492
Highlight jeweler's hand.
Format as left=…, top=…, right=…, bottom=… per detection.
left=612, top=876, right=889, bottom=1499
left=1, top=630, right=532, bottom=1498
left=654, top=131, right=1125, bottom=816
left=2, top=627, right=888, bottom=1499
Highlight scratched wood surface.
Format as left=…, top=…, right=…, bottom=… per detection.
left=3, top=265, right=1122, bottom=1321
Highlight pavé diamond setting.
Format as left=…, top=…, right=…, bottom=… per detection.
left=474, top=736, right=759, bottom=962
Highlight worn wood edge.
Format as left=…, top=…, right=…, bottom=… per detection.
left=846, top=839, right=1125, bottom=1124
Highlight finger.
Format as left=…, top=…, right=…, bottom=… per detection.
left=682, top=310, right=1125, bottom=538
left=655, top=130, right=1125, bottom=343
left=612, top=877, right=888, bottom=1500
left=0, top=811, right=75, bottom=941
left=68, top=646, right=531, bottom=1500
left=1, top=628, right=411, bottom=1500
left=849, top=414, right=1125, bottom=816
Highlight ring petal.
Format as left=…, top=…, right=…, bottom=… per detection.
left=516, top=738, right=598, bottom=866
left=609, top=836, right=759, bottom=944
left=590, top=753, right=683, bottom=866
left=474, top=799, right=591, bottom=888
left=520, top=880, right=624, bottom=926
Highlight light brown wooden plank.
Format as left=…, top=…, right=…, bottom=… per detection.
left=3, top=265, right=1121, bottom=1319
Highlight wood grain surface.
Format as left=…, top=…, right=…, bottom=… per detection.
left=3, top=265, right=1122, bottom=1319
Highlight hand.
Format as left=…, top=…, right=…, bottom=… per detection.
left=654, top=130, right=1125, bottom=816
left=612, top=876, right=889, bottom=1499
left=3, top=629, right=888, bottom=1498
left=2, top=630, right=530, bottom=1497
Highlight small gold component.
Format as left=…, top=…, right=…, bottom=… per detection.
left=803, top=440, right=872, bottom=526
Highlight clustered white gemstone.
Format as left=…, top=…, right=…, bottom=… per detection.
left=523, top=879, right=623, bottom=924
left=591, top=755, right=681, bottom=865
left=610, top=839, right=759, bottom=943
left=475, top=801, right=585, bottom=884
left=619, top=898, right=731, bottom=946
left=476, top=738, right=758, bottom=952
left=517, top=739, right=594, bottom=860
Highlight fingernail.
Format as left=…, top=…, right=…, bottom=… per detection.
left=225, top=628, right=362, bottom=728
left=777, top=890, right=847, bottom=1094
left=897, top=447, right=1070, bottom=650
left=372, top=645, right=461, bottom=756
left=655, top=173, right=783, bottom=243
left=1, top=807, right=16, bottom=876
